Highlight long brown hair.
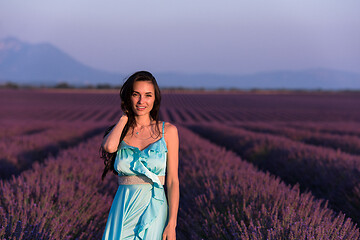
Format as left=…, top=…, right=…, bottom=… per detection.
left=100, top=71, right=162, bottom=181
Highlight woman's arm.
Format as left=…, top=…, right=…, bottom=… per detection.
left=102, top=115, right=128, bottom=153
left=163, top=123, right=179, bottom=240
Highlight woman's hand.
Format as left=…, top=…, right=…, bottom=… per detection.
left=162, top=224, right=176, bottom=240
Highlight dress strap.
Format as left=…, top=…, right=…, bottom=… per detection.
left=162, top=121, right=165, bottom=138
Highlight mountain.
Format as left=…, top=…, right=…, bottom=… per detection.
left=0, top=37, right=123, bottom=86
left=1, top=37, right=359, bottom=89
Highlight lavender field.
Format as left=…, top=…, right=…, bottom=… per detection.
left=1, top=88, right=360, bottom=239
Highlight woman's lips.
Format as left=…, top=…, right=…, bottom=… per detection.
left=136, top=106, right=146, bottom=111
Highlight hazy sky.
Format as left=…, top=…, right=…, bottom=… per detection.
left=0, top=0, right=359, bottom=75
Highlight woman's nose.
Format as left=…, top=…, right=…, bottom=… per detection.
left=138, top=96, right=143, bottom=103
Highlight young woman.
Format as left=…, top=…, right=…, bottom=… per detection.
left=100, top=71, right=179, bottom=240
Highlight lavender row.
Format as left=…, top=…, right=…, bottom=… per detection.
left=0, top=133, right=118, bottom=240
left=0, top=120, right=106, bottom=179
left=231, top=121, right=360, bottom=156
left=177, top=126, right=359, bottom=239
left=278, top=121, right=360, bottom=138
left=186, top=123, right=360, bottom=224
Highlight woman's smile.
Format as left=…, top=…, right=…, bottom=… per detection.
left=136, top=105, right=146, bottom=111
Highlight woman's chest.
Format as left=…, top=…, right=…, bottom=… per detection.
left=114, top=143, right=167, bottom=176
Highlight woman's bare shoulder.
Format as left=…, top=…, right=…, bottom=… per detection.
left=163, top=121, right=178, bottom=137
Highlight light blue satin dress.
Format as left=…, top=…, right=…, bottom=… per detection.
left=102, top=121, right=168, bottom=240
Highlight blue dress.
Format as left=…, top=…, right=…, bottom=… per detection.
left=102, top=121, right=168, bottom=240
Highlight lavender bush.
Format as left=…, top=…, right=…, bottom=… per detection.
left=278, top=121, right=360, bottom=138
left=0, top=120, right=106, bottom=179
left=187, top=123, right=360, bottom=225
left=177, top=126, right=359, bottom=239
left=0, top=134, right=116, bottom=239
left=232, top=121, right=360, bottom=155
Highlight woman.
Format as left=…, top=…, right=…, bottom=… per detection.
left=100, top=71, right=179, bottom=240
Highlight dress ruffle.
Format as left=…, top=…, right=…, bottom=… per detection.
left=118, top=140, right=167, bottom=239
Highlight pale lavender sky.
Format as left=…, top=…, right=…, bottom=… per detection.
left=0, top=0, right=359, bottom=74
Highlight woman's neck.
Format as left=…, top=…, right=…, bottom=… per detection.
left=134, top=115, right=153, bottom=127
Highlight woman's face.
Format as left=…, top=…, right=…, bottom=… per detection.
left=130, top=80, right=155, bottom=117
